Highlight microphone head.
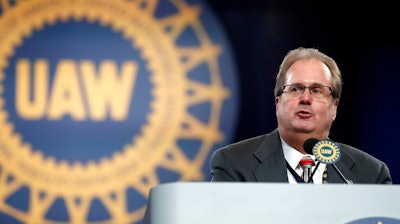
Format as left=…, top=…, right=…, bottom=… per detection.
left=303, top=138, right=320, bottom=154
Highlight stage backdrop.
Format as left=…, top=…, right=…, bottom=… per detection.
left=0, top=0, right=238, bottom=223
left=1, top=0, right=399, bottom=223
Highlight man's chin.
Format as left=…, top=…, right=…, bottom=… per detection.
left=292, top=122, right=315, bottom=133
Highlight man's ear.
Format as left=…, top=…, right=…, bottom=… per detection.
left=332, top=99, right=339, bottom=121
left=275, top=96, right=280, bottom=105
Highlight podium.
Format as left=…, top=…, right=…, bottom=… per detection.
left=144, top=182, right=400, bottom=224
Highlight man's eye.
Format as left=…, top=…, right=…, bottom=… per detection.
left=311, top=88, right=322, bottom=94
left=291, top=86, right=303, bottom=92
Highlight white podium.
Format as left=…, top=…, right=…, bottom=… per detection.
left=144, top=182, right=400, bottom=224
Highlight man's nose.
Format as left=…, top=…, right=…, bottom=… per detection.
left=300, top=88, right=313, bottom=99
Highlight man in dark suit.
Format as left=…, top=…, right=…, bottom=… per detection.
left=211, top=47, right=392, bottom=184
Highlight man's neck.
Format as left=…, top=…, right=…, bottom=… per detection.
left=279, top=129, right=328, bottom=154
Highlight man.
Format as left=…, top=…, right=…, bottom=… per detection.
left=210, top=47, right=392, bottom=184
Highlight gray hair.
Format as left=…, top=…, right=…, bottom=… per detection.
left=274, top=47, right=343, bottom=99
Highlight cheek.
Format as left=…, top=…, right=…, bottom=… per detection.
left=276, top=99, right=295, bottom=115
left=322, top=104, right=337, bottom=121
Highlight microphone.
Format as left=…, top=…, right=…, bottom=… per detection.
left=303, top=138, right=352, bottom=184
left=303, top=138, right=319, bottom=155
left=299, top=155, right=315, bottom=183
left=303, top=138, right=321, bottom=181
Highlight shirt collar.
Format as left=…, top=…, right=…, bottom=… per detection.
left=281, top=138, right=313, bottom=170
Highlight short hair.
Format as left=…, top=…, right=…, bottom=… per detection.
left=274, top=47, right=342, bottom=100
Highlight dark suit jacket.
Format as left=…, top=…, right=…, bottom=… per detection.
left=211, top=129, right=392, bottom=184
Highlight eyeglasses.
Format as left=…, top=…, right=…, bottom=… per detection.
left=281, top=84, right=332, bottom=99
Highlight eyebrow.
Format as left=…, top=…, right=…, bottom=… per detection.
left=289, top=83, right=327, bottom=87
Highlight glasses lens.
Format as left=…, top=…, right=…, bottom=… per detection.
left=283, top=84, right=331, bottom=99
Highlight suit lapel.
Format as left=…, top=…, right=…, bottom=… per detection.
left=252, top=130, right=288, bottom=182
left=325, top=150, right=355, bottom=183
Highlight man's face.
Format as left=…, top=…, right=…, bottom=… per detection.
left=275, top=58, right=338, bottom=137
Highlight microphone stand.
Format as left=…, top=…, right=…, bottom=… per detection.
left=309, top=162, right=353, bottom=184
left=332, top=164, right=353, bottom=184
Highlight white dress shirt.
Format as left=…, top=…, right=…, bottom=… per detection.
left=281, top=139, right=326, bottom=184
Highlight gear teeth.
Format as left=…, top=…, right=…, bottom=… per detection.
left=0, top=0, right=229, bottom=223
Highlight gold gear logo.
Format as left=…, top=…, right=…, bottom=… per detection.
left=313, top=140, right=341, bottom=164
left=0, top=0, right=230, bottom=223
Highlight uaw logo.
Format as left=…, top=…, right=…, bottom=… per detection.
left=0, top=0, right=238, bottom=223
left=312, top=140, right=341, bottom=164
left=346, top=217, right=400, bottom=224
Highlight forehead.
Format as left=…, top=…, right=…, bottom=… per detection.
left=285, top=58, right=332, bottom=85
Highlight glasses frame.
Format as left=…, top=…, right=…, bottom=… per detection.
left=281, top=84, right=333, bottom=99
